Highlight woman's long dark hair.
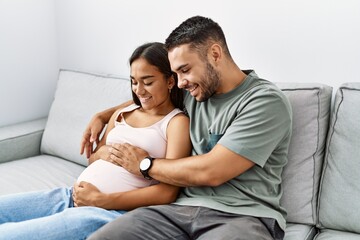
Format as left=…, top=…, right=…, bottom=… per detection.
left=129, top=42, right=184, bottom=110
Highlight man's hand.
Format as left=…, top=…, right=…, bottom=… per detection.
left=73, top=181, right=104, bottom=207
left=110, top=143, right=148, bottom=176
left=80, top=115, right=106, bottom=158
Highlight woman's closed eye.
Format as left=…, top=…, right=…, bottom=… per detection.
left=143, top=81, right=153, bottom=86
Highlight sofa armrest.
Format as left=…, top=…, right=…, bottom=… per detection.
left=0, top=118, right=47, bottom=163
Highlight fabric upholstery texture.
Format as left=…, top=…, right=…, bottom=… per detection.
left=317, top=83, right=360, bottom=233
left=0, top=155, right=84, bottom=195
left=41, top=70, right=131, bottom=166
left=276, top=83, right=332, bottom=226
left=0, top=118, right=46, bottom=164
left=284, top=223, right=317, bottom=240
left=315, top=229, right=360, bottom=240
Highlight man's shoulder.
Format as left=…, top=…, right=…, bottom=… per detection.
left=246, top=76, right=289, bottom=104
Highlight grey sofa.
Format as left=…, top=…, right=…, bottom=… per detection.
left=0, top=69, right=359, bottom=240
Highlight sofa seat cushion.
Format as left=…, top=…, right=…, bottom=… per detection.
left=276, top=83, right=332, bottom=225
left=315, top=229, right=360, bottom=240
left=41, top=69, right=131, bottom=166
left=318, top=83, right=360, bottom=233
left=0, top=155, right=85, bottom=195
left=284, top=223, right=317, bottom=240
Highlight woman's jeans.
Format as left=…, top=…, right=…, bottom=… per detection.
left=0, top=187, right=125, bottom=240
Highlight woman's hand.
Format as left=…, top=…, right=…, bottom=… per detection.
left=73, top=181, right=105, bottom=207
left=88, top=145, right=112, bottom=164
left=80, top=102, right=133, bottom=158
left=80, top=114, right=107, bottom=158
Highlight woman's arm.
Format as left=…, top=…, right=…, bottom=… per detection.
left=88, top=107, right=122, bottom=164
left=80, top=100, right=133, bottom=158
left=75, top=113, right=192, bottom=210
left=75, top=181, right=180, bottom=210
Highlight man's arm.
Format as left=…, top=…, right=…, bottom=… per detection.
left=111, top=143, right=255, bottom=187
left=151, top=144, right=255, bottom=187
left=80, top=100, right=133, bottom=158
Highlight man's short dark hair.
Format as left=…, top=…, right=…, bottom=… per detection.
left=165, top=16, right=230, bottom=58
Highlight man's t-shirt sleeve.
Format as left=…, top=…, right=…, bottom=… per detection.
left=218, top=91, right=292, bottom=167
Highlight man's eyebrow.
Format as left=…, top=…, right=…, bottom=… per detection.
left=175, top=64, right=188, bottom=72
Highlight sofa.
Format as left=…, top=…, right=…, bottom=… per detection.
left=0, top=69, right=359, bottom=240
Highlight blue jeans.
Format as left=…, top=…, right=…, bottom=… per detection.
left=0, top=187, right=125, bottom=240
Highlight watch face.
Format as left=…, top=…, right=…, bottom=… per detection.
left=140, top=158, right=151, bottom=171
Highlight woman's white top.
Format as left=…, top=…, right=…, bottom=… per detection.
left=77, top=104, right=182, bottom=193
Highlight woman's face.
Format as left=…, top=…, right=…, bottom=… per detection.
left=130, top=58, right=173, bottom=110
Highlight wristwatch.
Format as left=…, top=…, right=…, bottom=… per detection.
left=140, top=156, right=154, bottom=180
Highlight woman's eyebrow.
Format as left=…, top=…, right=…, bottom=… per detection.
left=130, top=75, right=155, bottom=80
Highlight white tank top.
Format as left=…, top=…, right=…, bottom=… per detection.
left=77, top=104, right=183, bottom=193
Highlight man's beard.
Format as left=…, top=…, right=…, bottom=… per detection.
left=197, top=62, right=220, bottom=102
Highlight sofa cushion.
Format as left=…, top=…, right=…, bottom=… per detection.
left=41, top=69, right=131, bottom=166
left=0, top=155, right=85, bottom=195
left=284, top=223, right=317, bottom=240
left=317, top=83, right=360, bottom=233
left=0, top=118, right=46, bottom=164
left=276, top=83, right=332, bottom=225
left=315, top=229, right=360, bottom=240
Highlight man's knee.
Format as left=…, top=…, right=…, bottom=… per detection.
left=87, top=214, right=139, bottom=240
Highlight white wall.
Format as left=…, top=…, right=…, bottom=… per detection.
left=0, top=0, right=58, bottom=127
left=1, top=0, right=359, bottom=127
left=55, top=0, right=360, bottom=89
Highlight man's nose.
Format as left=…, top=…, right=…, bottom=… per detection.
left=178, top=77, right=188, bottom=89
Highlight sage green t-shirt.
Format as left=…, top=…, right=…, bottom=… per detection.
left=174, top=70, right=292, bottom=231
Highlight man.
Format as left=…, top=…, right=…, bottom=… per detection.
left=85, top=16, right=292, bottom=240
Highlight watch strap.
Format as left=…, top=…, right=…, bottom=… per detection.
left=140, top=157, right=154, bottom=180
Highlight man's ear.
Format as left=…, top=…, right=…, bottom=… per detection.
left=210, top=43, right=222, bottom=59
left=209, top=43, right=223, bottom=65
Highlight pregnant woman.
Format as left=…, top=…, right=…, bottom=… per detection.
left=0, top=42, right=191, bottom=240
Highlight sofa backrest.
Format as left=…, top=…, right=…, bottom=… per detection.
left=41, top=69, right=132, bottom=166
left=317, top=82, right=360, bottom=233
left=276, top=83, right=332, bottom=225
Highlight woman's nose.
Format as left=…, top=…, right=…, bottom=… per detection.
left=135, top=84, right=145, bottom=94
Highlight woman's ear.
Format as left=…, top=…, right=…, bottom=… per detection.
left=168, top=75, right=176, bottom=90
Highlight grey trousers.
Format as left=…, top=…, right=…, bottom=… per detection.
left=88, top=204, right=284, bottom=240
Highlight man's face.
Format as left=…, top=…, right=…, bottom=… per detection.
left=168, top=44, right=220, bottom=102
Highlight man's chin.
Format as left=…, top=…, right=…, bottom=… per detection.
left=195, top=95, right=207, bottom=102
left=190, top=89, right=211, bottom=102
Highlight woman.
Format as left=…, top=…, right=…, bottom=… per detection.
left=0, top=42, right=191, bottom=240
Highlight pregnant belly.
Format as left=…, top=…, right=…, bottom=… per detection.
left=77, top=160, right=153, bottom=193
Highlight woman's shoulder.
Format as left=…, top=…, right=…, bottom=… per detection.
left=166, top=111, right=190, bottom=142
left=112, top=104, right=140, bottom=123
left=164, top=108, right=187, bottom=122
left=120, top=103, right=140, bottom=113
left=167, top=110, right=189, bottom=127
